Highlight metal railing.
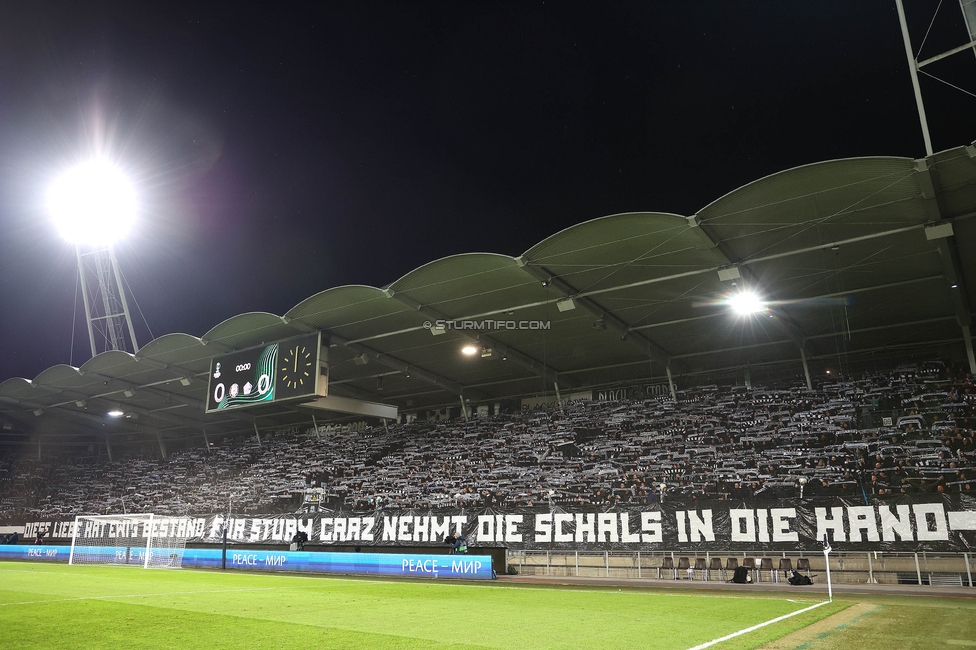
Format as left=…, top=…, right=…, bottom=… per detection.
left=507, top=549, right=975, bottom=586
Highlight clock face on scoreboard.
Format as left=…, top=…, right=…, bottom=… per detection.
left=278, top=340, right=316, bottom=395
left=205, top=333, right=320, bottom=413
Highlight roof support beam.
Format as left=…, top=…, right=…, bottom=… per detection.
left=344, top=218, right=975, bottom=348
left=517, top=258, right=675, bottom=369
left=326, top=331, right=481, bottom=400
left=385, top=290, right=571, bottom=388
left=0, top=394, right=141, bottom=437
left=690, top=215, right=809, bottom=351
left=913, top=160, right=974, bottom=372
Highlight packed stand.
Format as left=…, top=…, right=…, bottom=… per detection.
left=0, top=364, right=974, bottom=521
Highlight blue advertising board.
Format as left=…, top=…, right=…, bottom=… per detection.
left=0, top=545, right=493, bottom=580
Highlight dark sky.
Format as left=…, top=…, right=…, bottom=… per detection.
left=1, top=1, right=974, bottom=381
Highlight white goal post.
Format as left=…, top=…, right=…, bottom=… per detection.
left=68, top=514, right=189, bottom=569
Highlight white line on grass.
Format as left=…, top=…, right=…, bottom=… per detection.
left=257, top=572, right=822, bottom=603
left=685, top=600, right=830, bottom=650
left=0, top=587, right=275, bottom=608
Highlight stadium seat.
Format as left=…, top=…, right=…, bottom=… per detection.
left=759, top=557, right=774, bottom=583
left=742, top=558, right=757, bottom=582
left=708, top=557, right=723, bottom=581
left=778, top=558, right=793, bottom=582
left=797, top=557, right=811, bottom=575
left=724, top=557, right=738, bottom=581
left=693, top=557, right=708, bottom=581
left=659, top=556, right=675, bottom=580
left=677, top=557, right=691, bottom=580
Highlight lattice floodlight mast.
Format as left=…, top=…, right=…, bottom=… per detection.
left=68, top=514, right=189, bottom=568
left=895, top=0, right=976, bottom=157
left=76, top=244, right=139, bottom=357
left=47, top=158, right=140, bottom=358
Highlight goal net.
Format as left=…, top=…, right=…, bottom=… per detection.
left=69, top=514, right=189, bottom=568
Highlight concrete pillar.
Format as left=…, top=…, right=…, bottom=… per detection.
left=800, top=346, right=813, bottom=390
left=963, top=325, right=976, bottom=374
left=666, top=366, right=676, bottom=400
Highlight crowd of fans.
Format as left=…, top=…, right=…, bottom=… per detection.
left=1, top=362, right=974, bottom=522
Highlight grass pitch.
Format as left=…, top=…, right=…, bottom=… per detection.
left=5, top=560, right=957, bottom=650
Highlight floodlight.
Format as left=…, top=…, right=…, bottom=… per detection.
left=461, top=345, right=479, bottom=356
left=726, top=290, right=767, bottom=316
left=107, top=409, right=124, bottom=417
left=47, top=159, right=136, bottom=246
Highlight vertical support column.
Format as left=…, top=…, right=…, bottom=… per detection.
left=156, top=432, right=166, bottom=459
left=637, top=550, right=642, bottom=579
left=605, top=550, right=610, bottom=577
left=105, top=439, right=113, bottom=463
left=37, top=436, right=42, bottom=461
left=459, top=395, right=469, bottom=420
left=965, top=552, right=972, bottom=588
left=867, top=552, right=875, bottom=584
left=666, top=365, right=676, bottom=400
left=914, top=552, right=923, bottom=585
left=253, top=422, right=261, bottom=444
left=202, top=427, right=210, bottom=454
left=895, top=0, right=934, bottom=156
left=963, top=325, right=976, bottom=375
left=546, top=550, right=551, bottom=576
left=311, top=412, right=320, bottom=439
left=800, top=346, right=813, bottom=390
left=575, top=550, right=579, bottom=577
left=744, top=365, right=752, bottom=389
left=553, top=381, right=564, bottom=413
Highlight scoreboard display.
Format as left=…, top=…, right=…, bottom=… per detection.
left=205, top=333, right=322, bottom=413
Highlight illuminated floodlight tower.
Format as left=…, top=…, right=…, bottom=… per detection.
left=48, top=159, right=139, bottom=358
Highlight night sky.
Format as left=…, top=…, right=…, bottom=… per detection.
left=1, top=1, right=974, bottom=381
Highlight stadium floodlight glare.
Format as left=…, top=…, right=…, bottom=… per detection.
left=107, top=409, right=124, bottom=418
left=47, top=159, right=137, bottom=246
left=726, top=290, right=767, bottom=316
left=461, top=345, right=479, bottom=356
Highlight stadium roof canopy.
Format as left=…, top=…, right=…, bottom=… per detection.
left=2, top=144, right=976, bottom=452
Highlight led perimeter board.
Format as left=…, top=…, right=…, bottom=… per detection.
left=206, top=332, right=322, bottom=413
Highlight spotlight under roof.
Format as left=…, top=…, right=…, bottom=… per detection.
left=461, top=345, right=479, bottom=356
left=726, top=290, right=767, bottom=316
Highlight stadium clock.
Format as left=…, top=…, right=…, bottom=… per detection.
left=205, top=332, right=322, bottom=413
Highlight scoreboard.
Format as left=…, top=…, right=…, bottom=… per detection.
left=205, top=333, right=323, bottom=413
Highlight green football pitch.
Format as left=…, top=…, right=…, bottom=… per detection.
left=0, top=561, right=846, bottom=649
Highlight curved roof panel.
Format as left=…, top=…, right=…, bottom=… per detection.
left=202, top=312, right=300, bottom=350
left=286, top=285, right=417, bottom=342
left=697, top=157, right=925, bottom=261
left=390, top=253, right=538, bottom=319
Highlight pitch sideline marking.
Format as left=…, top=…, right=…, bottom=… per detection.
left=685, top=600, right=830, bottom=650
